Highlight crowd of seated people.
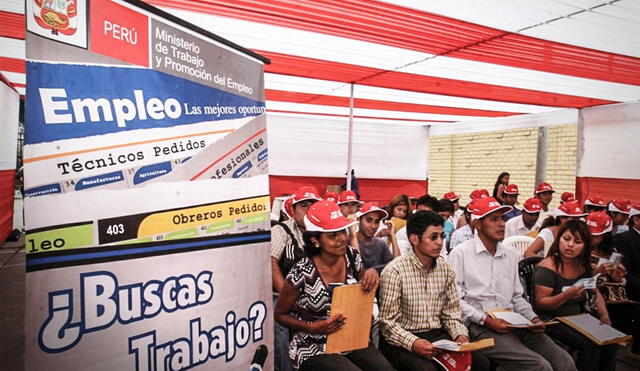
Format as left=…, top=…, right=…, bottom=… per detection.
left=271, top=179, right=640, bottom=370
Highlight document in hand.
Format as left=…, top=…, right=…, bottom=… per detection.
left=487, top=309, right=557, bottom=328
left=561, top=274, right=599, bottom=291
left=557, top=313, right=632, bottom=345
left=432, top=338, right=494, bottom=352
left=326, top=284, right=375, bottom=353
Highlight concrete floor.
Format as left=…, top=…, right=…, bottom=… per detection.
left=1, top=235, right=639, bottom=371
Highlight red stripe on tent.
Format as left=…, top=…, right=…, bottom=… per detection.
left=266, top=109, right=454, bottom=123
left=270, top=175, right=428, bottom=207
left=266, top=90, right=518, bottom=117
left=260, top=51, right=614, bottom=108
left=0, top=11, right=24, bottom=39
left=149, top=0, right=640, bottom=85
left=0, top=57, right=26, bottom=74
left=0, top=170, right=15, bottom=242
left=575, top=176, right=640, bottom=204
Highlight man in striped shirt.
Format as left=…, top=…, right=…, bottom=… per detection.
left=378, top=211, right=469, bottom=371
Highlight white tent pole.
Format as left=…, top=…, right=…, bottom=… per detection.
left=346, top=83, right=355, bottom=191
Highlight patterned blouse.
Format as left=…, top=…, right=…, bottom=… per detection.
left=285, top=246, right=363, bottom=369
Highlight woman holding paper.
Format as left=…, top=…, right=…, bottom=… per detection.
left=274, top=200, right=393, bottom=371
left=534, top=219, right=617, bottom=371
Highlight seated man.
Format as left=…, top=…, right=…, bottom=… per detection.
left=502, top=184, right=521, bottom=221
left=379, top=211, right=470, bottom=371
left=505, top=198, right=543, bottom=238
left=448, top=197, right=576, bottom=371
left=356, top=202, right=399, bottom=271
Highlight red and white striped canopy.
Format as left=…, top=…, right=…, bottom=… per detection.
left=2, top=0, right=640, bottom=125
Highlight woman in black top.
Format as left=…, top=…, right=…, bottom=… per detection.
left=534, top=220, right=617, bottom=371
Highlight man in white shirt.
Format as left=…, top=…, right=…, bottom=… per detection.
left=448, top=197, right=576, bottom=371
left=505, top=198, right=543, bottom=238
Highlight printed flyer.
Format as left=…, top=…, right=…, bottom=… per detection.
left=24, top=0, right=272, bottom=369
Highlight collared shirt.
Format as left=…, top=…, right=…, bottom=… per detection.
left=449, top=224, right=474, bottom=250
left=447, top=235, right=537, bottom=325
left=270, top=218, right=304, bottom=260
left=379, top=250, right=467, bottom=351
left=504, top=214, right=540, bottom=238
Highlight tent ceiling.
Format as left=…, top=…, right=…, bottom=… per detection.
left=2, top=0, right=639, bottom=125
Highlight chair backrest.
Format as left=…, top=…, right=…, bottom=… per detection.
left=502, top=235, right=535, bottom=260
left=518, top=256, right=543, bottom=304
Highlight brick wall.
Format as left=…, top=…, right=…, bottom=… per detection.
left=428, top=124, right=577, bottom=209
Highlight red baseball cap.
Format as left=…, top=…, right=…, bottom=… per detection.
left=337, top=190, right=363, bottom=205
left=470, top=189, right=490, bottom=200
left=443, top=191, right=460, bottom=202
left=292, top=186, right=321, bottom=205
left=504, top=184, right=519, bottom=195
left=584, top=195, right=607, bottom=208
left=554, top=201, right=588, bottom=218
left=304, top=201, right=358, bottom=232
left=470, top=197, right=513, bottom=220
left=356, top=202, right=388, bottom=219
left=522, top=198, right=543, bottom=214
left=560, top=192, right=575, bottom=203
left=323, top=191, right=339, bottom=203
left=630, top=201, right=640, bottom=218
left=608, top=199, right=631, bottom=214
left=586, top=211, right=613, bottom=235
left=283, top=197, right=294, bottom=218
left=535, top=182, right=555, bottom=194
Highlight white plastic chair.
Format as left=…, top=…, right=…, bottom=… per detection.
left=502, top=235, right=535, bottom=260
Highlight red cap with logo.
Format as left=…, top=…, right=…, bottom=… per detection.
left=356, top=202, right=389, bottom=219
left=292, top=186, right=321, bottom=205
left=282, top=197, right=294, bottom=218
left=535, top=182, right=555, bottom=194
left=630, top=201, right=640, bottom=218
left=323, top=191, right=339, bottom=203
left=586, top=211, right=613, bottom=235
left=522, top=198, right=543, bottom=214
left=304, top=201, right=358, bottom=232
left=560, top=192, right=575, bottom=203
left=608, top=199, right=631, bottom=214
left=554, top=201, right=588, bottom=218
left=584, top=195, right=607, bottom=208
left=470, top=189, right=490, bottom=200
left=443, top=191, right=460, bottom=202
left=504, top=184, right=519, bottom=195
left=338, top=190, right=363, bottom=205
left=470, top=197, right=513, bottom=220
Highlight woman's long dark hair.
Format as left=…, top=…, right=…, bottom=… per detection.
left=492, top=172, right=510, bottom=198
left=302, top=231, right=322, bottom=257
left=539, top=215, right=568, bottom=231
left=545, top=219, right=592, bottom=276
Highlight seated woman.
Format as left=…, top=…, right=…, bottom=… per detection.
left=525, top=201, right=586, bottom=257
left=275, top=200, right=394, bottom=371
left=534, top=219, right=617, bottom=371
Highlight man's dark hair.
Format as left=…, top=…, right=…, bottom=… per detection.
left=416, top=195, right=440, bottom=211
left=407, top=211, right=444, bottom=240
left=438, top=199, right=454, bottom=213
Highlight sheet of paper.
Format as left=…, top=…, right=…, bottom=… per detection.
left=490, top=311, right=532, bottom=326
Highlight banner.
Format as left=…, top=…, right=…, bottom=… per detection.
left=24, top=0, right=272, bottom=369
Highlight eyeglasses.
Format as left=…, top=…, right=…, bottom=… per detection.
left=422, top=232, right=446, bottom=241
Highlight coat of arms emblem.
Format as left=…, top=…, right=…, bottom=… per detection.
left=32, top=0, right=78, bottom=35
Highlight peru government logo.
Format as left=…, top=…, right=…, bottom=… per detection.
left=32, top=0, right=78, bottom=36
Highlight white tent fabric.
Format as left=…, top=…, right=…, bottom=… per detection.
left=0, top=79, right=19, bottom=170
